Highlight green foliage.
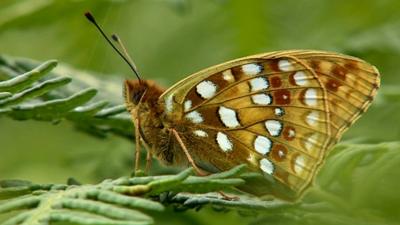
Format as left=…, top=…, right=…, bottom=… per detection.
left=0, top=56, right=133, bottom=140
left=1, top=0, right=400, bottom=225
left=0, top=165, right=279, bottom=225
left=252, top=142, right=400, bottom=225
left=1, top=140, right=399, bottom=225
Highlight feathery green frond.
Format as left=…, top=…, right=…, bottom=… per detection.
left=0, top=56, right=133, bottom=139
left=0, top=165, right=273, bottom=225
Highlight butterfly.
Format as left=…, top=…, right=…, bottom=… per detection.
left=85, top=13, right=380, bottom=201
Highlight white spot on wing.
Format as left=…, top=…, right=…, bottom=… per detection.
left=196, top=80, right=217, bottom=99
left=254, top=136, right=272, bottom=155
left=265, top=120, right=283, bottom=137
left=251, top=94, right=272, bottom=105
left=288, top=129, right=295, bottom=138
left=305, top=133, right=318, bottom=151
left=165, top=95, right=174, bottom=113
left=260, top=158, right=274, bottom=175
left=278, top=59, right=293, bottom=71
left=184, top=100, right=192, bottom=112
left=193, top=130, right=208, bottom=137
left=304, top=88, right=318, bottom=106
left=274, top=107, right=284, bottom=117
left=306, top=111, right=319, bottom=126
left=216, top=132, right=233, bottom=152
left=294, top=155, right=306, bottom=174
left=218, top=106, right=240, bottom=128
left=185, top=111, right=203, bottom=123
left=242, top=63, right=262, bottom=75
left=293, top=71, right=309, bottom=86
left=250, top=77, right=269, bottom=91
left=222, top=69, right=235, bottom=82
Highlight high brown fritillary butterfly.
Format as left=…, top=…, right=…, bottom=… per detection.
left=86, top=13, right=380, bottom=201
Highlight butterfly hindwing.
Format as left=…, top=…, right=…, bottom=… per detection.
left=159, top=50, right=379, bottom=200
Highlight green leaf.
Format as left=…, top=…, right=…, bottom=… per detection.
left=0, top=57, right=134, bottom=140
left=0, top=60, right=57, bottom=93
left=9, top=88, right=97, bottom=121
left=0, top=166, right=254, bottom=225
left=0, top=77, right=71, bottom=108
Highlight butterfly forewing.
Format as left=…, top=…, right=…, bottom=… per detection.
left=159, top=50, right=379, bottom=200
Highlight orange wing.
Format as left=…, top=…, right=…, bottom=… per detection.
left=159, top=50, right=380, bottom=200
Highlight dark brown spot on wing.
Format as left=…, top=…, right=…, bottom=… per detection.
left=197, top=106, right=225, bottom=127
left=326, top=79, right=342, bottom=92
left=186, top=89, right=204, bottom=107
left=282, top=126, right=296, bottom=141
left=344, top=61, right=358, bottom=70
left=332, top=65, right=347, bottom=80
left=270, top=144, right=287, bottom=162
left=288, top=72, right=297, bottom=86
left=309, top=60, right=320, bottom=70
left=231, top=66, right=242, bottom=76
left=274, top=89, right=291, bottom=105
left=269, top=59, right=280, bottom=71
left=270, top=76, right=282, bottom=88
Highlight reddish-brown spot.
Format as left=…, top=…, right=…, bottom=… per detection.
left=198, top=106, right=224, bottom=127
left=344, top=61, right=358, bottom=70
left=208, top=72, right=229, bottom=89
left=231, top=66, right=241, bottom=75
left=332, top=65, right=347, bottom=80
left=326, top=79, right=342, bottom=92
left=274, top=89, right=291, bottom=105
left=298, top=89, right=307, bottom=105
left=270, top=144, right=287, bottom=162
left=186, top=89, right=204, bottom=107
left=282, top=126, right=296, bottom=141
left=288, top=72, right=296, bottom=86
left=231, top=66, right=245, bottom=81
left=270, top=76, right=282, bottom=88
left=269, top=59, right=280, bottom=71
left=309, top=60, right=320, bottom=70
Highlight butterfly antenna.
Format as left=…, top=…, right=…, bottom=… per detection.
left=111, top=34, right=140, bottom=76
left=84, top=12, right=141, bottom=81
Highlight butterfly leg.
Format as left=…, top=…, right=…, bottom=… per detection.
left=145, top=151, right=153, bottom=174
left=140, top=138, right=153, bottom=174
left=170, top=129, right=208, bottom=176
left=134, top=118, right=141, bottom=174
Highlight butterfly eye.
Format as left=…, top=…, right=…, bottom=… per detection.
left=132, top=92, right=143, bottom=105
left=131, top=88, right=146, bottom=105
left=124, top=80, right=147, bottom=105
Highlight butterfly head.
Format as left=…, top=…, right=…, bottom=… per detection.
left=124, top=79, right=165, bottom=113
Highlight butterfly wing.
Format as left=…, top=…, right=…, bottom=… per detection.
left=159, top=50, right=380, bottom=200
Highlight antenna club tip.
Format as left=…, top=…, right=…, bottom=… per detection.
left=111, top=34, right=119, bottom=41
left=84, top=12, right=95, bottom=23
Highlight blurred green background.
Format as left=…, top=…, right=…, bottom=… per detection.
left=1, top=0, right=400, bottom=224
